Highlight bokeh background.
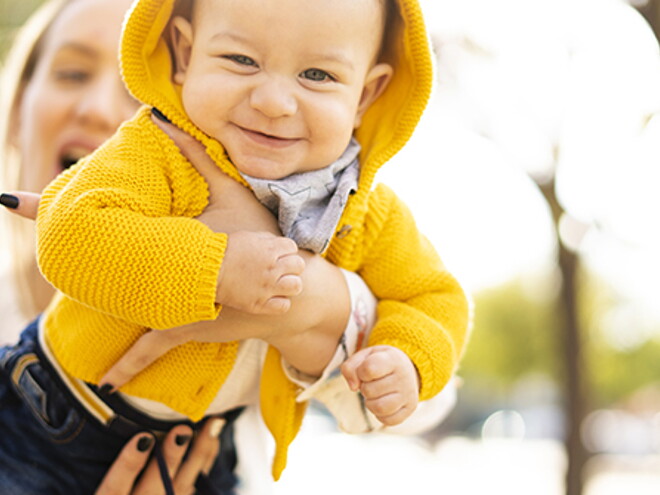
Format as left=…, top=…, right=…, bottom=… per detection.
left=2, top=0, right=660, bottom=494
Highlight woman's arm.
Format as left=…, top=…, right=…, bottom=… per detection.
left=3, top=122, right=352, bottom=382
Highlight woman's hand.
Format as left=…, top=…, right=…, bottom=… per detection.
left=3, top=123, right=351, bottom=385
left=152, top=115, right=305, bottom=315
left=1, top=192, right=40, bottom=219
left=95, top=418, right=224, bottom=495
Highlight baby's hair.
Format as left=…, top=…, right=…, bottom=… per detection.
left=378, top=0, right=402, bottom=64
left=170, top=0, right=402, bottom=65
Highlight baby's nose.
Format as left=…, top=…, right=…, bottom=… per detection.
left=249, top=77, right=298, bottom=118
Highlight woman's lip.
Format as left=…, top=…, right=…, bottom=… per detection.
left=237, top=126, right=300, bottom=148
left=56, top=138, right=103, bottom=171
left=57, top=138, right=102, bottom=159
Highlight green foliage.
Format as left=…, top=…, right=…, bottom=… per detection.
left=589, top=338, right=660, bottom=407
left=0, top=0, right=45, bottom=57
left=460, top=279, right=560, bottom=387
left=581, top=272, right=660, bottom=407
left=460, top=270, right=660, bottom=410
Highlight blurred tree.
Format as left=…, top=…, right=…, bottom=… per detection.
left=637, top=0, right=660, bottom=42
left=537, top=177, right=590, bottom=495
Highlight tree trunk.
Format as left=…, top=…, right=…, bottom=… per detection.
left=636, top=0, right=660, bottom=43
left=537, top=178, right=590, bottom=495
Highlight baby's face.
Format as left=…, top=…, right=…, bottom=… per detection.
left=173, top=0, right=391, bottom=180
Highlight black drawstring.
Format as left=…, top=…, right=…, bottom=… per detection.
left=154, top=441, right=176, bottom=495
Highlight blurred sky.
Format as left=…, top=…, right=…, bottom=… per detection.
left=377, top=0, right=660, bottom=326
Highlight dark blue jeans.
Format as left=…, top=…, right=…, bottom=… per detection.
left=0, top=319, right=240, bottom=495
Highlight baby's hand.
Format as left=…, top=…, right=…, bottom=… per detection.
left=341, top=345, right=420, bottom=426
left=217, top=231, right=305, bottom=315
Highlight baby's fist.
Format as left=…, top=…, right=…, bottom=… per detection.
left=217, top=231, right=304, bottom=314
left=341, top=345, right=420, bottom=426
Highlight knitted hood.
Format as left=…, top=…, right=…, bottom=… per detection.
left=119, top=0, right=434, bottom=191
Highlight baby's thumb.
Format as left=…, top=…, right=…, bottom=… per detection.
left=341, top=349, right=371, bottom=392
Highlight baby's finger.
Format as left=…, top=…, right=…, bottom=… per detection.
left=275, top=274, right=303, bottom=297
left=354, top=347, right=394, bottom=384
left=271, top=237, right=300, bottom=259
left=373, top=403, right=415, bottom=427
left=364, top=392, right=405, bottom=419
left=359, top=373, right=398, bottom=400
left=261, top=296, right=292, bottom=315
left=341, top=349, right=372, bottom=391
left=1, top=192, right=40, bottom=220
left=100, top=330, right=180, bottom=390
left=276, top=252, right=306, bottom=276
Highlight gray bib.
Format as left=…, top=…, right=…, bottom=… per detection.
left=241, top=138, right=360, bottom=254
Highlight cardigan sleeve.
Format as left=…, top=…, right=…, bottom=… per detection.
left=36, top=117, right=226, bottom=329
left=358, top=184, right=471, bottom=401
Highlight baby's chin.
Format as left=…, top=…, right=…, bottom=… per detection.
left=232, top=154, right=336, bottom=181
left=230, top=156, right=298, bottom=181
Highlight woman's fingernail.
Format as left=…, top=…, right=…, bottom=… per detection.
left=137, top=436, right=154, bottom=452
left=98, top=383, right=115, bottom=397
left=175, top=434, right=191, bottom=446
left=209, top=418, right=225, bottom=439
left=0, top=194, right=19, bottom=209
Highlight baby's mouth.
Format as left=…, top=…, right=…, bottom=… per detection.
left=239, top=126, right=298, bottom=147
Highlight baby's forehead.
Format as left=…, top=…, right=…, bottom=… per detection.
left=187, top=0, right=390, bottom=59
left=189, top=0, right=387, bottom=23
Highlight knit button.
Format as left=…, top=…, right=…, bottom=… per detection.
left=336, top=225, right=352, bottom=239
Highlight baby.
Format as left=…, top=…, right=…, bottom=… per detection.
left=0, top=0, right=470, bottom=491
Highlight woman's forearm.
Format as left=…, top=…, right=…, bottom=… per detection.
left=190, top=177, right=352, bottom=375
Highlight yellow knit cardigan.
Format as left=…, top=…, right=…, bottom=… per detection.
left=36, top=0, right=470, bottom=480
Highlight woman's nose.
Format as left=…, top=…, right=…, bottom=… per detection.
left=249, top=77, right=298, bottom=118
left=74, top=73, right=137, bottom=132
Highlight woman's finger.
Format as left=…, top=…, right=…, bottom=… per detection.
left=94, top=433, right=155, bottom=495
left=100, top=329, right=186, bottom=391
left=1, top=192, right=41, bottom=220
left=132, top=425, right=193, bottom=495
left=173, top=417, right=224, bottom=490
left=150, top=115, right=237, bottom=200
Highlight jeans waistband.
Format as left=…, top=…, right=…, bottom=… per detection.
left=12, top=317, right=243, bottom=438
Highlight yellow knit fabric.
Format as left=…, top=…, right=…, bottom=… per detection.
left=36, top=0, right=471, bottom=481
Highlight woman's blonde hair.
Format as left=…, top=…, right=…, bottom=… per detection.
left=0, top=0, right=72, bottom=319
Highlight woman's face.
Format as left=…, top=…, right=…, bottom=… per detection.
left=16, top=0, right=138, bottom=193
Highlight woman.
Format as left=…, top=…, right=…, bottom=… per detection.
left=0, top=0, right=271, bottom=493
left=0, top=0, right=457, bottom=491
left=0, top=0, right=138, bottom=337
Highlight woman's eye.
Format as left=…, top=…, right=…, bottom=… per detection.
left=54, top=70, right=90, bottom=83
left=225, top=54, right=257, bottom=67
left=300, top=68, right=333, bottom=82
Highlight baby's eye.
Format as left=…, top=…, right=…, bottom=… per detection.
left=224, top=54, right=257, bottom=67
left=300, top=68, right=334, bottom=82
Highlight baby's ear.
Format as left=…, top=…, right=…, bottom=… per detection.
left=170, top=16, right=194, bottom=85
left=354, top=63, right=393, bottom=128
